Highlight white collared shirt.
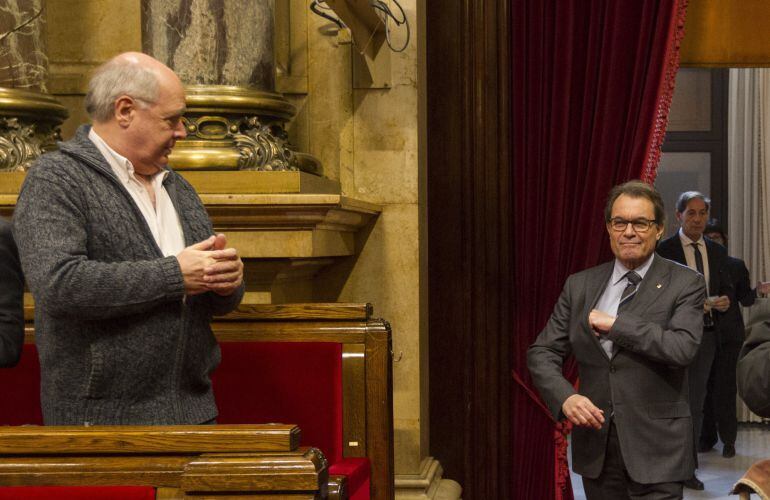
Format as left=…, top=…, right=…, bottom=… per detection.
left=88, top=128, right=186, bottom=257
left=595, top=253, right=655, bottom=357
left=678, top=227, right=710, bottom=295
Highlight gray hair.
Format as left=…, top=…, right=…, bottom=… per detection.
left=604, top=180, right=666, bottom=229
left=84, top=58, right=159, bottom=122
left=675, top=191, right=710, bottom=213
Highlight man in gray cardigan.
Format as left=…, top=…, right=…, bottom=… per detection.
left=13, top=52, right=245, bottom=425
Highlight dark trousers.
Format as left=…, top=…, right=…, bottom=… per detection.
left=700, top=341, right=741, bottom=447
left=688, top=326, right=716, bottom=467
left=582, top=422, right=683, bottom=500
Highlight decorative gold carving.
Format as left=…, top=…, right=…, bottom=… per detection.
left=0, top=87, right=68, bottom=172
left=234, top=116, right=295, bottom=171
left=0, top=117, right=55, bottom=171
left=169, top=85, right=321, bottom=174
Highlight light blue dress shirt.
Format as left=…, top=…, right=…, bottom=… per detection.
left=595, top=253, right=655, bottom=357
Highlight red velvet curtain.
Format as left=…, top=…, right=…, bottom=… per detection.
left=509, top=1, right=687, bottom=499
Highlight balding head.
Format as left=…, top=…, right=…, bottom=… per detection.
left=85, top=52, right=183, bottom=123
left=86, top=52, right=187, bottom=175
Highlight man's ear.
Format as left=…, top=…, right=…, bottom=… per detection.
left=114, top=96, right=135, bottom=128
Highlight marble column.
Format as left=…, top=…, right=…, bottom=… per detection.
left=0, top=0, right=67, bottom=171
left=142, top=0, right=274, bottom=91
left=141, top=0, right=317, bottom=172
left=0, top=0, right=47, bottom=91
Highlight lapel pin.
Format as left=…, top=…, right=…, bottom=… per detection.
left=656, top=284, right=662, bottom=289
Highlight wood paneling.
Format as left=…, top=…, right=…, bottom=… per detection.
left=0, top=425, right=300, bottom=454
left=681, top=0, right=770, bottom=67
left=222, top=302, right=372, bottom=321
left=343, top=344, right=367, bottom=457
left=365, top=322, right=394, bottom=500
left=180, top=449, right=326, bottom=492
left=426, top=1, right=512, bottom=498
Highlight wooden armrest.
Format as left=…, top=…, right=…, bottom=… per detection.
left=328, top=474, right=349, bottom=500
left=0, top=424, right=301, bottom=454
left=0, top=448, right=328, bottom=497
left=181, top=449, right=327, bottom=493
left=219, top=302, right=372, bottom=321
left=732, top=459, right=770, bottom=499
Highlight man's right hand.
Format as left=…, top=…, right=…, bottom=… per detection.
left=562, top=394, right=605, bottom=430
left=176, top=236, right=219, bottom=295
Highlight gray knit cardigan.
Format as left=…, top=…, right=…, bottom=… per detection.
left=13, top=125, right=244, bottom=425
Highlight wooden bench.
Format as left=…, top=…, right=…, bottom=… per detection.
left=0, top=302, right=394, bottom=500
left=212, top=303, right=394, bottom=500
left=0, top=424, right=329, bottom=498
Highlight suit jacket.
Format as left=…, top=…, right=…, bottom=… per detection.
left=527, top=255, right=704, bottom=484
left=738, top=320, right=770, bottom=417
left=717, top=256, right=755, bottom=344
left=0, top=218, right=24, bottom=367
left=656, top=234, right=732, bottom=339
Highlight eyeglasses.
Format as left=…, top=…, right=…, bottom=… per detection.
left=608, top=218, right=658, bottom=233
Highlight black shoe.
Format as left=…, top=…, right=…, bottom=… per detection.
left=722, top=444, right=736, bottom=458
left=698, top=441, right=715, bottom=453
left=683, top=475, right=705, bottom=490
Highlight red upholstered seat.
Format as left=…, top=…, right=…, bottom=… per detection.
left=0, top=342, right=371, bottom=499
left=329, top=458, right=372, bottom=500
left=214, top=341, right=371, bottom=499
left=0, top=343, right=42, bottom=425
left=0, top=486, right=155, bottom=499
left=213, top=342, right=343, bottom=462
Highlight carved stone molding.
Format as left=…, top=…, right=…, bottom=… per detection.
left=0, top=87, right=67, bottom=172
left=169, top=85, right=320, bottom=174
left=395, top=457, right=462, bottom=500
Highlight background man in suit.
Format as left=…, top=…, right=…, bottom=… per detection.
left=699, top=222, right=770, bottom=458
left=528, top=181, right=704, bottom=499
left=656, top=191, right=731, bottom=490
left=0, top=219, right=24, bottom=368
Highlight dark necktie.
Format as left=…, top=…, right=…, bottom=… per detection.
left=617, top=271, right=642, bottom=314
left=691, top=242, right=713, bottom=327
left=692, top=243, right=705, bottom=275
left=604, top=271, right=642, bottom=357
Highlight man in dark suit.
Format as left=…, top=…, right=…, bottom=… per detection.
left=656, top=192, right=731, bottom=490
left=0, top=218, right=24, bottom=367
left=528, top=181, right=704, bottom=499
left=699, top=222, right=770, bottom=458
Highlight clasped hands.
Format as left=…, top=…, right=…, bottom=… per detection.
left=704, top=295, right=730, bottom=313
left=176, top=234, right=244, bottom=296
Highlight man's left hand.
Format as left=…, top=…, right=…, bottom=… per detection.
left=588, top=309, right=615, bottom=337
left=711, top=295, right=730, bottom=312
left=203, top=233, right=244, bottom=296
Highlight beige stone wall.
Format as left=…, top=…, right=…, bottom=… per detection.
left=290, top=4, right=426, bottom=475
left=44, top=0, right=427, bottom=479
left=45, top=0, right=141, bottom=138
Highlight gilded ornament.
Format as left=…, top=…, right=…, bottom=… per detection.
left=0, top=87, right=67, bottom=172
left=168, top=85, right=320, bottom=173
